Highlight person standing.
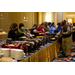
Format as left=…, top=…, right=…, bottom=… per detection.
left=61, top=20, right=72, bottom=57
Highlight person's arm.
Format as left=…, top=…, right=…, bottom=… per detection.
left=33, top=29, right=42, bottom=33
left=10, top=30, right=25, bottom=38
left=23, top=33, right=27, bottom=36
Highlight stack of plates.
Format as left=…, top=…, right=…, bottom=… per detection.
left=0, top=48, right=25, bottom=60
left=1, top=48, right=10, bottom=57
left=14, top=49, right=24, bottom=60
left=10, top=49, right=25, bottom=60
left=10, top=49, right=19, bottom=58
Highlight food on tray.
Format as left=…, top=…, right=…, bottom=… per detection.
left=26, top=37, right=30, bottom=40
left=0, top=31, right=6, bottom=34
left=0, top=57, right=13, bottom=62
left=2, top=31, right=6, bottom=33
left=8, top=44, right=15, bottom=46
left=36, top=36, right=44, bottom=38
left=51, top=38, right=55, bottom=40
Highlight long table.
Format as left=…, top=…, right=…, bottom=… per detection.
left=20, top=40, right=60, bottom=62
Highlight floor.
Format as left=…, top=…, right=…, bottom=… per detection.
left=53, top=42, right=75, bottom=62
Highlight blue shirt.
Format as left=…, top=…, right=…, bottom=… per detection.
left=49, top=27, right=56, bottom=33
left=56, top=25, right=61, bottom=32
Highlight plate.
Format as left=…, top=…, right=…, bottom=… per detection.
left=30, top=34, right=34, bottom=37
left=0, top=53, right=4, bottom=55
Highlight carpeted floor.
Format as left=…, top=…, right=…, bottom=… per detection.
left=53, top=42, right=75, bottom=62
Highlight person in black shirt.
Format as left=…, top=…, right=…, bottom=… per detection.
left=31, top=23, right=42, bottom=37
left=8, top=23, right=27, bottom=40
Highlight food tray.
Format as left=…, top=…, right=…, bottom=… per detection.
left=0, top=33, right=8, bottom=36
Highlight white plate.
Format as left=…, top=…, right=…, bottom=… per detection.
left=45, top=32, right=49, bottom=33
left=0, top=53, right=4, bottom=55
left=30, top=34, right=34, bottom=37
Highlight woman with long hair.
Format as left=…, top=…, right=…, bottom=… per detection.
left=31, top=23, right=42, bottom=37
left=8, top=23, right=26, bottom=40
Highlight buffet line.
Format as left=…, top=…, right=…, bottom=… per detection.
left=0, top=32, right=60, bottom=62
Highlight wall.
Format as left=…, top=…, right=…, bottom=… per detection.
left=38, top=12, right=42, bottom=24
left=57, top=12, right=63, bottom=23
left=55, top=12, right=57, bottom=27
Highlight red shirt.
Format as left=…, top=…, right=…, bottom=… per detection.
left=37, top=26, right=45, bottom=33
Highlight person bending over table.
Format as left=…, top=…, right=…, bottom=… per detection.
left=31, top=23, right=42, bottom=37
left=37, top=23, right=45, bottom=33
left=8, top=23, right=27, bottom=40
left=31, top=24, right=42, bottom=37
left=17, top=23, right=28, bottom=36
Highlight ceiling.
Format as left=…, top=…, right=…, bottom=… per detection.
left=66, top=12, right=75, bottom=14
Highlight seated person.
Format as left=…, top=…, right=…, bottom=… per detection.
left=17, top=23, right=31, bottom=36
left=8, top=23, right=26, bottom=40
left=31, top=23, right=42, bottom=37
left=47, top=22, right=51, bottom=31
left=44, top=22, right=49, bottom=32
left=50, top=22, right=56, bottom=33
left=37, top=23, right=45, bottom=33
left=17, top=23, right=27, bottom=34
left=51, top=22, right=56, bottom=27
left=56, top=23, right=61, bottom=32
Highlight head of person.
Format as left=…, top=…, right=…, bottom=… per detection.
left=19, top=23, right=25, bottom=30
left=62, top=20, right=66, bottom=25
left=57, top=23, right=61, bottom=27
left=32, top=23, right=38, bottom=29
left=9, top=23, right=18, bottom=31
left=41, top=23, right=45, bottom=28
left=44, top=22, right=47, bottom=26
left=51, top=22, right=54, bottom=27
left=48, top=22, right=51, bottom=26
left=60, top=22, right=64, bottom=29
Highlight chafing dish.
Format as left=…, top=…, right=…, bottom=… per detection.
left=26, top=39, right=39, bottom=50
left=11, top=41, right=34, bottom=53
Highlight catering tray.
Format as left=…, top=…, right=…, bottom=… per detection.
left=0, top=33, right=8, bottom=36
left=51, top=38, right=58, bottom=41
left=11, top=41, right=34, bottom=53
left=2, top=43, right=22, bottom=49
left=46, top=33, right=56, bottom=36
